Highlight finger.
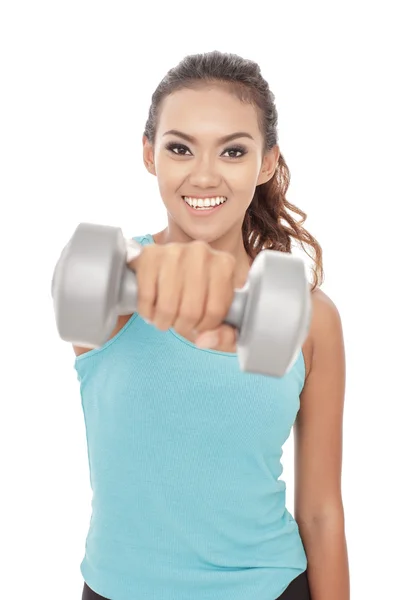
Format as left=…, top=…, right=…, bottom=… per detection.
left=131, top=246, right=160, bottom=322
left=153, top=245, right=184, bottom=330
left=195, top=324, right=237, bottom=353
left=195, top=253, right=236, bottom=333
left=173, top=243, right=209, bottom=336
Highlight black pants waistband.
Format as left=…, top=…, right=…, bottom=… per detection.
left=82, top=569, right=311, bottom=600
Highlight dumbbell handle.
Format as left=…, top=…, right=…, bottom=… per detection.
left=118, top=265, right=248, bottom=330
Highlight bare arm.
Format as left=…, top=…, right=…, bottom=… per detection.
left=293, top=289, right=350, bottom=599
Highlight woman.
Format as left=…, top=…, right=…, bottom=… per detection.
left=76, top=50, right=349, bottom=599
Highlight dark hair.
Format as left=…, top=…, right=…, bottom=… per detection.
left=143, top=51, right=323, bottom=290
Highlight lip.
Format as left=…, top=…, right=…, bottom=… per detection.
left=181, top=196, right=227, bottom=216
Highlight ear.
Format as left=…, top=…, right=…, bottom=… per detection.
left=143, top=135, right=156, bottom=175
left=257, top=144, right=280, bottom=186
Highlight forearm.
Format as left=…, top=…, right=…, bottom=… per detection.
left=298, top=516, right=350, bottom=600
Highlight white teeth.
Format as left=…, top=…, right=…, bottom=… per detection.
left=183, top=196, right=227, bottom=209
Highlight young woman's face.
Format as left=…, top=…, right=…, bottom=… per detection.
left=143, top=85, right=277, bottom=242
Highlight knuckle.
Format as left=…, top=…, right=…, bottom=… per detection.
left=189, top=239, right=210, bottom=257
left=165, top=243, right=183, bottom=259
left=191, top=239, right=208, bottom=249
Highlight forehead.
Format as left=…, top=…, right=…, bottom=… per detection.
left=157, top=85, right=261, bottom=140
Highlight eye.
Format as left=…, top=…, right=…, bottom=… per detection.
left=222, top=145, right=247, bottom=158
left=166, top=143, right=191, bottom=155
left=165, top=142, right=248, bottom=158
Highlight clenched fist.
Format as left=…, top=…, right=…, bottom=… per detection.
left=128, top=240, right=239, bottom=352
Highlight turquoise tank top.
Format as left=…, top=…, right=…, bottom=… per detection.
left=74, top=233, right=308, bottom=600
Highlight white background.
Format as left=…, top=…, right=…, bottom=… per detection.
left=1, top=1, right=399, bottom=598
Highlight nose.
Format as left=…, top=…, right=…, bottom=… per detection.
left=188, top=156, right=221, bottom=188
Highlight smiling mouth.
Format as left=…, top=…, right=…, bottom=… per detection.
left=181, top=196, right=228, bottom=210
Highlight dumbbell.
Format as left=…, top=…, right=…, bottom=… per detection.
left=51, top=222, right=312, bottom=377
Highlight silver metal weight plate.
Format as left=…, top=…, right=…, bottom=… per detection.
left=53, top=222, right=126, bottom=347
left=237, top=250, right=311, bottom=377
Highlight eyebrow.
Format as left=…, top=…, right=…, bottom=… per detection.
left=162, top=129, right=255, bottom=144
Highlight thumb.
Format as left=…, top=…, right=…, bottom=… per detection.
left=194, top=324, right=237, bottom=353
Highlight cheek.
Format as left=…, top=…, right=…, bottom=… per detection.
left=155, top=155, right=183, bottom=184
left=225, top=164, right=259, bottom=192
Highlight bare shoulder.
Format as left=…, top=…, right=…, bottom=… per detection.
left=302, top=286, right=343, bottom=380
left=72, top=313, right=134, bottom=357
left=310, top=286, right=343, bottom=337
